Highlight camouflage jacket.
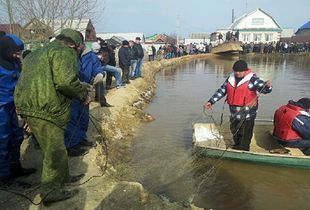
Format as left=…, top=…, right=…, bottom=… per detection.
left=14, top=40, right=88, bottom=127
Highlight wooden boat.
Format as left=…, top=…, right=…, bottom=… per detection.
left=192, top=123, right=310, bottom=169
left=211, top=41, right=243, bottom=54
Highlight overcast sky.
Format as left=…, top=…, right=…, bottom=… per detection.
left=95, top=0, right=310, bottom=37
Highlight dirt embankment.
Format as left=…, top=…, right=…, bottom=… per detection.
left=1, top=54, right=215, bottom=210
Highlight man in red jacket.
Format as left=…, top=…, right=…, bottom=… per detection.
left=273, top=98, right=310, bottom=155
left=204, top=60, right=272, bottom=151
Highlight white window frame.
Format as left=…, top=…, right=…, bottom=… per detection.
left=252, top=18, right=264, bottom=26
left=253, top=33, right=262, bottom=43
left=265, top=33, right=273, bottom=42
left=242, top=33, right=251, bottom=42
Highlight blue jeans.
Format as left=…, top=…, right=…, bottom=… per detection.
left=278, top=139, right=310, bottom=155
left=134, top=58, right=143, bottom=77
left=130, top=60, right=137, bottom=78
left=64, top=100, right=89, bottom=148
left=0, top=102, right=24, bottom=177
left=102, top=65, right=122, bottom=86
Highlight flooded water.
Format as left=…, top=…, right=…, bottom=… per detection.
left=123, top=55, right=310, bottom=210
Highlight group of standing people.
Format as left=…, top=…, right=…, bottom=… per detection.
left=118, top=37, right=144, bottom=84
left=0, top=28, right=127, bottom=205
left=242, top=41, right=310, bottom=54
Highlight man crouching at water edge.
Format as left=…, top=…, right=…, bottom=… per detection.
left=14, top=29, right=90, bottom=205
left=273, top=98, right=310, bottom=155
left=204, top=60, right=272, bottom=151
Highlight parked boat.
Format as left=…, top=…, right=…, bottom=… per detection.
left=211, top=42, right=243, bottom=54
left=192, top=123, right=310, bottom=169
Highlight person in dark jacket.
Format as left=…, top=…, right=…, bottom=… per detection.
left=152, top=45, right=156, bottom=59
left=91, top=42, right=114, bottom=106
left=133, top=37, right=144, bottom=78
left=129, top=40, right=137, bottom=79
left=0, top=34, right=36, bottom=188
left=273, top=98, right=310, bottom=155
left=93, top=42, right=123, bottom=89
left=204, top=60, right=272, bottom=151
left=119, top=40, right=131, bottom=84
left=106, top=44, right=117, bottom=88
left=15, top=29, right=89, bottom=205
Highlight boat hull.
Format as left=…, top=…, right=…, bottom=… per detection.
left=194, top=145, right=310, bottom=169
left=193, top=123, right=310, bottom=169
left=211, top=42, right=243, bottom=54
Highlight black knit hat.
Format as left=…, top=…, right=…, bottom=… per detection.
left=0, top=31, right=6, bottom=38
left=122, top=40, right=129, bottom=46
left=297, top=98, right=310, bottom=109
left=233, top=60, right=248, bottom=72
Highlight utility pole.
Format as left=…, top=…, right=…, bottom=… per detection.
left=176, top=15, right=180, bottom=45
left=245, top=0, right=248, bottom=14
left=232, top=9, right=235, bottom=23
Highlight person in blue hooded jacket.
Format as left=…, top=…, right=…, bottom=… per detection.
left=0, top=34, right=36, bottom=187
left=64, top=32, right=105, bottom=156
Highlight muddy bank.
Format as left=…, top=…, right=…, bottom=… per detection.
left=0, top=54, right=215, bottom=210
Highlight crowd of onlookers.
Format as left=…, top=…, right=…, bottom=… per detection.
left=241, top=41, right=310, bottom=54
left=154, top=43, right=210, bottom=59
left=146, top=41, right=310, bottom=60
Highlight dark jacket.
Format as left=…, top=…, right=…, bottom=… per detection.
left=152, top=46, right=156, bottom=55
left=118, top=46, right=131, bottom=68
left=108, top=48, right=116, bottom=67
left=133, top=43, right=144, bottom=59
left=128, top=47, right=136, bottom=61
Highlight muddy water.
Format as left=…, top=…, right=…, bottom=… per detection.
left=123, top=55, right=310, bottom=210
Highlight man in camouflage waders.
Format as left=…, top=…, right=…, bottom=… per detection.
left=14, top=29, right=90, bottom=205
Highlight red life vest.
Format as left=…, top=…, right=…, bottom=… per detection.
left=226, top=70, right=257, bottom=107
left=274, top=104, right=304, bottom=141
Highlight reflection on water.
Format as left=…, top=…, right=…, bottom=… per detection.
left=122, top=55, right=310, bottom=210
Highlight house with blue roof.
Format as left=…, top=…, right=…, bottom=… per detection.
left=296, top=21, right=310, bottom=36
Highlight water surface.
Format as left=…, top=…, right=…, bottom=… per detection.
left=122, top=55, right=310, bottom=210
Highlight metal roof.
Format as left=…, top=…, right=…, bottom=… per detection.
left=228, top=8, right=281, bottom=30
left=96, top=32, right=145, bottom=42
left=298, top=21, right=310, bottom=30
left=51, top=19, right=90, bottom=35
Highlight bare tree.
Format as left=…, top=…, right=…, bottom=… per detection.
left=12, top=0, right=104, bottom=38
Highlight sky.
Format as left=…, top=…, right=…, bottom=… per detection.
left=95, top=0, right=310, bottom=38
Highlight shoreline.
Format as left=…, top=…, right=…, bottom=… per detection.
left=1, top=54, right=216, bottom=210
